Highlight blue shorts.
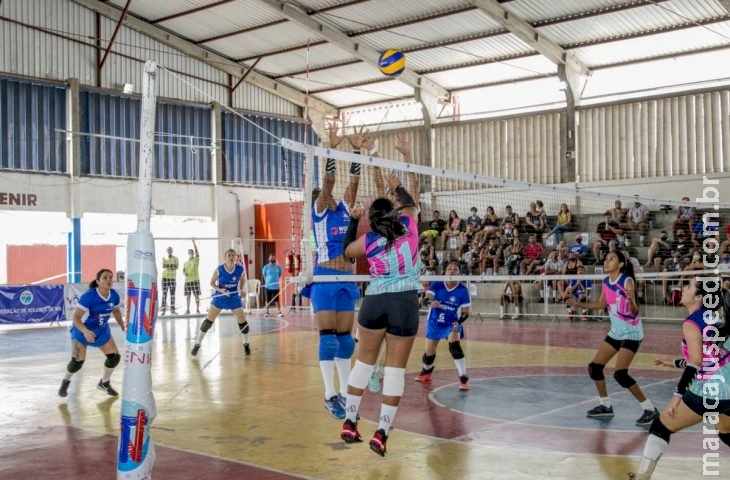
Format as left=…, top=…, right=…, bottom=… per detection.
left=212, top=294, right=243, bottom=311
left=426, top=320, right=463, bottom=340
left=308, top=266, right=360, bottom=313
left=70, top=323, right=112, bottom=348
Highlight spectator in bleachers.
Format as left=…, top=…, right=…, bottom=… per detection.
left=463, top=241, right=481, bottom=275
left=559, top=252, right=583, bottom=299
left=480, top=237, right=502, bottom=275
left=621, top=201, right=650, bottom=247
left=501, top=205, right=520, bottom=230
left=609, top=200, right=628, bottom=227
left=690, top=211, right=720, bottom=247
left=568, top=234, right=589, bottom=263
left=556, top=240, right=569, bottom=260
left=521, top=234, right=544, bottom=275
left=536, top=200, right=548, bottom=228
left=563, top=265, right=591, bottom=321
left=662, top=250, right=683, bottom=305
left=719, top=252, right=730, bottom=279
left=441, top=252, right=462, bottom=274
left=499, top=280, right=523, bottom=320
left=506, top=239, right=523, bottom=275
left=622, top=248, right=646, bottom=304
left=674, top=229, right=693, bottom=260
left=672, top=196, right=694, bottom=238
left=466, top=207, right=481, bottom=231
left=645, top=230, right=672, bottom=267
left=420, top=210, right=447, bottom=244
left=524, top=202, right=547, bottom=241
left=460, top=223, right=477, bottom=254
left=477, top=206, right=499, bottom=243
left=547, top=203, right=572, bottom=245
left=538, top=250, right=562, bottom=303
left=500, top=221, right=517, bottom=249
left=441, top=210, right=463, bottom=251
left=720, top=222, right=730, bottom=255
left=593, top=212, right=622, bottom=264
left=419, top=236, right=437, bottom=267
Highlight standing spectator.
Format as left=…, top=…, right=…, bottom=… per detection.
left=593, top=213, right=622, bottom=264
left=161, top=246, right=179, bottom=315
left=548, top=203, right=572, bottom=245
left=501, top=205, right=520, bottom=230
left=262, top=254, right=283, bottom=317
left=521, top=234, right=544, bottom=275
left=441, top=210, right=463, bottom=251
left=568, top=235, right=589, bottom=263
left=622, top=201, right=650, bottom=247
left=183, top=241, right=201, bottom=315
left=673, top=196, right=695, bottom=238
left=610, top=200, right=628, bottom=227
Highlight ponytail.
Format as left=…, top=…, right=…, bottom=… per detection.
left=369, top=197, right=406, bottom=250
left=614, top=250, right=636, bottom=283
left=90, top=268, right=113, bottom=289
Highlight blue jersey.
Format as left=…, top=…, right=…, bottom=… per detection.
left=568, top=279, right=592, bottom=297
left=76, top=288, right=121, bottom=330
left=426, top=282, right=471, bottom=325
left=313, top=200, right=350, bottom=264
left=217, top=264, right=244, bottom=297
left=262, top=263, right=283, bottom=290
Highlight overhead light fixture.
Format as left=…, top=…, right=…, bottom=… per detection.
left=122, top=83, right=134, bottom=94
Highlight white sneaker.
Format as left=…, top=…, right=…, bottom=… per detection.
left=512, top=312, right=520, bottom=320
left=277, top=311, right=283, bottom=317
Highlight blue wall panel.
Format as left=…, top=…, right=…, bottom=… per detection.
left=221, top=111, right=317, bottom=188
left=0, top=77, right=67, bottom=173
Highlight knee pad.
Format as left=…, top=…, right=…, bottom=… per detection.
left=200, top=319, right=214, bottom=332
left=719, top=432, right=730, bottom=448
left=422, top=352, right=436, bottom=366
left=448, top=341, right=465, bottom=360
left=238, top=322, right=249, bottom=335
left=335, top=332, right=355, bottom=359
left=588, top=362, right=605, bottom=381
left=349, top=360, right=375, bottom=390
left=649, top=417, right=673, bottom=443
left=613, top=369, right=636, bottom=389
left=104, top=353, right=121, bottom=368
left=319, top=330, right=338, bottom=361
left=67, top=358, right=84, bottom=373
left=382, top=367, right=406, bottom=397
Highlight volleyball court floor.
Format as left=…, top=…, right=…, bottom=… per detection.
left=0, top=310, right=722, bottom=479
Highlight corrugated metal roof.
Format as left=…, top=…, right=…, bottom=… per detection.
left=205, top=22, right=325, bottom=60
left=313, top=79, right=413, bottom=107
left=281, top=61, right=384, bottom=92
left=257, top=43, right=357, bottom=77
left=405, top=35, right=533, bottom=72
left=425, top=55, right=556, bottom=90
left=107, top=0, right=218, bottom=22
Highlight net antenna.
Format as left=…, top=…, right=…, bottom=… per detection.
left=117, top=60, right=158, bottom=479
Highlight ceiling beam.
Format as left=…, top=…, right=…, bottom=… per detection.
left=71, top=0, right=336, bottom=114
left=254, top=0, right=450, bottom=125
left=720, top=1, right=730, bottom=14
left=151, top=0, right=236, bottom=24
left=472, top=0, right=590, bottom=103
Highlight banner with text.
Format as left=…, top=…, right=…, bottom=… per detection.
left=0, top=285, right=65, bottom=324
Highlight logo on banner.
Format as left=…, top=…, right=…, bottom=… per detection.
left=19, top=290, right=33, bottom=305
left=126, top=279, right=157, bottom=343
left=133, top=250, right=154, bottom=260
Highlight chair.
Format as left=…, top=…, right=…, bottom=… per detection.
left=245, top=279, right=261, bottom=312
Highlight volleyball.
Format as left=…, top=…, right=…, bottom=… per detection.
left=378, top=49, right=406, bottom=77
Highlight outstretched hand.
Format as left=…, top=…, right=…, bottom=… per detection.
left=348, top=126, right=370, bottom=149
left=386, top=173, right=402, bottom=192
left=326, top=121, right=345, bottom=148
left=395, top=132, right=411, bottom=159
left=351, top=203, right=365, bottom=220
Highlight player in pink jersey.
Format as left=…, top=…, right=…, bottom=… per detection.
left=568, top=250, right=658, bottom=426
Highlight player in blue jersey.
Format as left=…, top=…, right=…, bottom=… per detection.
left=563, top=265, right=592, bottom=321
left=629, top=277, right=730, bottom=480
left=414, top=261, right=472, bottom=390
left=303, top=125, right=370, bottom=419
left=58, top=269, right=125, bottom=398
left=191, top=248, right=251, bottom=356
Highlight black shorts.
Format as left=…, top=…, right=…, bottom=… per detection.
left=264, top=288, right=279, bottom=303
left=184, top=280, right=200, bottom=296
left=683, top=390, right=730, bottom=416
left=358, top=291, right=419, bottom=337
left=604, top=335, right=642, bottom=353
left=162, top=278, right=176, bottom=291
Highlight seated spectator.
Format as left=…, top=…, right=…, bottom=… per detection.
left=563, top=265, right=591, bottom=321
left=592, top=212, right=621, bottom=264
left=422, top=258, right=439, bottom=276
left=621, top=201, right=650, bottom=247
left=719, top=252, right=730, bottom=280
left=691, top=211, right=720, bottom=247
left=538, top=250, right=562, bottom=303
left=500, top=221, right=517, bottom=249
left=674, top=230, right=692, bottom=260
left=559, top=252, right=583, bottom=299
left=501, top=205, right=520, bottom=230
left=673, top=196, right=694, bottom=238
left=721, top=222, right=730, bottom=255
left=463, top=242, right=481, bottom=275
left=567, top=235, right=589, bottom=262
left=646, top=230, right=672, bottom=267
left=420, top=210, right=447, bottom=244
left=609, top=200, right=627, bottom=228
left=480, top=237, right=502, bottom=275
left=506, top=239, right=523, bottom=275
left=499, top=280, right=523, bottom=320
left=536, top=200, right=548, bottom=227
left=477, top=206, right=499, bottom=243
left=524, top=202, right=547, bottom=241
left=466, top=206, right=481, bottom=231
left=460, top=223, right=477, bottom=254
left=662, top=251, right=683, bottom=305
left=555, top=240, right=569, bottom=260
left=521, top=234, right=544, bottom=275
left=441, top=210, right=463, bottom=251
left=441, top=251, right=462, bottom=274
left=547, top=203, right=572, bottom=245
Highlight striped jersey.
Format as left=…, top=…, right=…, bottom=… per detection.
left=364, top=213, right=421, bottom=295
left=682, top=308, right=730, bottom=400
left=313, top=200, right=350, bottom=264
left=217, top=264, right=244, bottom=297
left=603, top=273, right=643, bottom=341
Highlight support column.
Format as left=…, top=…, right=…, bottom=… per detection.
left=67, top=78, right=82, bottom=283
left=67, top=219, right=82, bottom=283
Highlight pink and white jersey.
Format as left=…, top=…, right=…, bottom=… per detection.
left=603, top=273, right=643, bottom=341
left=682, top=308, right=730, bottom=400
left=364, top=213, right=422, bottom=295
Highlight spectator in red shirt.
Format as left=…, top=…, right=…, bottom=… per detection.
left=521, top=234, right=544, bottom=275
left=593, top=212, right=622, bottom=264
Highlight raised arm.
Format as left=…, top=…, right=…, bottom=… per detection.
left=316, top=124, right=344, bottom=213
left=343, top=126, right=368, bottom=209
left=395, top=133, right=419, bottom=206
left=387, top=173, right=417, bottom=219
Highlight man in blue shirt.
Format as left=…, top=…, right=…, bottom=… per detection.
left=262, top=254, right=283, bottom=317
left=568, top=235, right=589, bottom=263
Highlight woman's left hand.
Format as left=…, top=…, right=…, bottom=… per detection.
left=351, top=203, right=365, bottom=220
